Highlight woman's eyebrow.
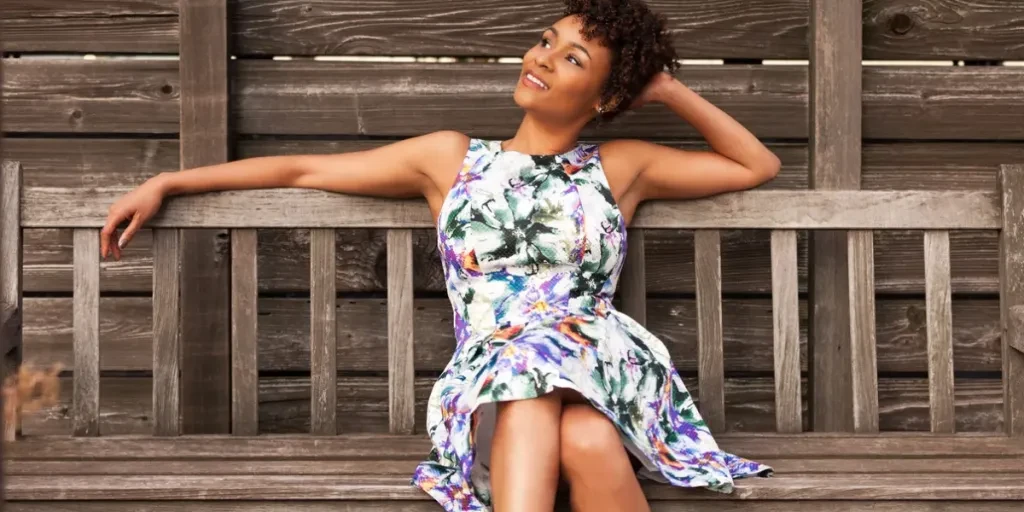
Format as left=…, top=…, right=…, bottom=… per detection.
left=546, top=26, right=592, bottom=60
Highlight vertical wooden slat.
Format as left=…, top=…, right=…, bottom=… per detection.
left=621, top=228, right=647, bottom=326
left=310, top=229, right=337, bottom=435
left=770, top=230, right=801, bottom=433
left=808, top=0, right=863, bottom=432
left=847, top=230, right=878, bottom=433
left=387, top=229, right=415, bottom=434
left=695, top=230, right=725, bottom=432
left=152, top=229, right=181, bottom=436
left=179, top=0, right=231, bottom=434
left=1000, top=164, right=1024, bottom=437
left=72, top=229, right=100, bottom=437
left=924, top=230, right=955, bottom=433
left=231, top=229, right=259, bottom=436
left=1, top=161, right=23, bottom=443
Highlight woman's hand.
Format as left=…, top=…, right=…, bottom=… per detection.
left=630, top=71, right=677, bottom=110
left=100, top=176, right=168, bottom=260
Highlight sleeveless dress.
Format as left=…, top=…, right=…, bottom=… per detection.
left=411, top=138, right=772, bottom=511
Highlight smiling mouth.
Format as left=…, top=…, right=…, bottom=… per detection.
left=523, top=72, right=549, bottom=90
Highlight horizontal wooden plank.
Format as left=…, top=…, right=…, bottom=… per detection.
left=22, top=296, right=1002, bottom=374
left=1, top=0, right=178, bottom=54
left=9, top=138, right=1018, bottom=295
left=2, top=59, right=179, bottom=134
left=16, top=375, right=1003, bottom=437
left=21, top=187, right=1002, bottom=229
left=232, top=0, right=1024, bottom=60
left=6, top=62, right=1024, bottom=140
left=10, top=455, right=1022, bottom=477
left=10, top=432, right=1024, bottom=461
left=6, top=503, right=1024, bottom=512
left=235, top=63, right=1024, bottom=140
left=6, top=472, right=1024, bottom=501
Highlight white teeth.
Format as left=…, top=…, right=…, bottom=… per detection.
left=526, top=73, right=548, bottom=90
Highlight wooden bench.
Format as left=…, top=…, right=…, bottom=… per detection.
left=3, top=157, right=1023, bottom=511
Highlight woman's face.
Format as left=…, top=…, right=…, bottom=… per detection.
left=513, top=15, right=613, bottom=124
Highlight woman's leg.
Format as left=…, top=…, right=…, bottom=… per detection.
left=489, top=389, right=566, bottom=511
left=559, top=403, right=651, bottom=512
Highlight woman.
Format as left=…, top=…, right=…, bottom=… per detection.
left=102, top=1, right=779, bottom=510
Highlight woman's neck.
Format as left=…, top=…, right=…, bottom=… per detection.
left=502, top=114, right=584, bottom=156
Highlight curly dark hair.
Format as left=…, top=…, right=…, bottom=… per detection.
left=564, top=0, right=680, bottom=123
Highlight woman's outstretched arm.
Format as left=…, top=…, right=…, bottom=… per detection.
left=100, top=130, right=468, bottom=259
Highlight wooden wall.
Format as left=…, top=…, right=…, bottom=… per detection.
left=3, top=0, right=1024, bottom=436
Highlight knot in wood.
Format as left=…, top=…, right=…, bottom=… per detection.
left=889, top=13, right=914, bottom=35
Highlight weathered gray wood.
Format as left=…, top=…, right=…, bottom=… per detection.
left=71, top=229, right=100, bottom=437
left=771, top=230, right=801, bottom=433
left=231, top=229, right=259, bottom=436
left=8, top=60, right=1024, bottom=140
left=230, top=0, right=1024, bottom=60
left=10, top=136, right=1020, bottom=296
left=694, top=230, right=724, bottom=432
left=234, top=62, right=1024, bottom=141
left=1, top=161, right=22, bottom=356
left=7, top=503, right=1024, bottom=512
left=847, top=230, right=879, bottom=433
left=620, top=228, right=647, bottom=326
left=21, top=296, right=1006, bottom=374
left=6, top=473, right=1024, bottom=501
left=178, top=0, right=231, bottom=435
left=1000, top=164, right=1024, bottom=437
left=808, top=0, right=862, bottom=433
left=310, top=229, right=337, bottom=436
left=16, top=375, right=1006, bottom=436
left=924, top=230, right=955, bottom=434
left=387, top=229, right=415, bottom=435
left=0, top=0, right=178, bottom=53
left=151, top=228, right=180, bottom=436
left=22, top=188, right=1001, bottom=230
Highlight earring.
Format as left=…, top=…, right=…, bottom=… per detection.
left=596, top=105, right=605, bottom=113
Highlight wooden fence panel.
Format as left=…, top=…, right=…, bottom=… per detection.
left=20, top=296, right=1003, bottom=375
left=5, top=61, right=1024, bottom=140
left=230, top=0, right=1024, bottom=60
left=1, top=0, right=178, bottom=53
left=16, top=375, right=1006, bottom=436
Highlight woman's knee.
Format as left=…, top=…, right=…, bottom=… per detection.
left=559, top=404, right=624, bottom=470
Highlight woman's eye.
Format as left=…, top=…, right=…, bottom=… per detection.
left=567, top=55, right=581, bottom=66
left=540, top=37, right=550, bottom=47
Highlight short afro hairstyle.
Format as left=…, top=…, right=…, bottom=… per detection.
left=563, top=0, right=680, bottom=123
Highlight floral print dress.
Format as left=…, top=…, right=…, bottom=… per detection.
left=411, top=138, right=772, bottom=511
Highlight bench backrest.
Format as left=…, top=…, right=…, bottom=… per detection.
left=3, top=159, right=1022, bottom=437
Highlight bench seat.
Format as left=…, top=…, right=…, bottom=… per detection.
left=6, top=433, right=1023, bottom=511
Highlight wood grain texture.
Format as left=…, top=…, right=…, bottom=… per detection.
left=8, top=61, right=1024, bottom=140
left=234, top=62, right=1024, bottom=140
left=620, top=228, right=647, bottom=326
left=808, top=0, right=862, bottom=433
left=151, top=228, right=180, bottom=436
left=0, top=0, right=177, bottom=53
left=12, top=138, right=1021, bottom=295
left=387, top=229, right=415, bottom=435
left=848, top=230, right=879, bottom=433
left=20, top=296, right=1005, bottom=374
left=771, top=230, right=801, bottom=433
left=229, top=0, right=1024, bottom=60
left=694, top=230, right=724, bottom=432
left=310, top=229, right=337, bottom=436
left=6, top=503, right=1024, bottom=512
left=1, top=161, right=22, bottom=356
left=6, top=472, right=1024, bottom=501
left=21, top=188, right=1002, bottom=230
left=924, top=230, right=955, bottom=434
left=15, top=375, right=1006, bottom=436
left=178, top=0, right=231, bottom=435
left=231, top=229, right=259, bottom=436
left=1000, top=164, right=1024, bottom=437
left=71, top=229, right=99, bottom=437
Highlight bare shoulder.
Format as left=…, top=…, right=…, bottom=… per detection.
left=596, top=139, right=655, bottom=203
